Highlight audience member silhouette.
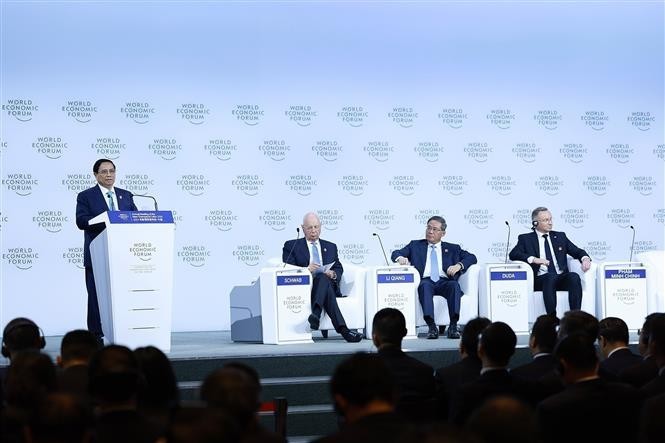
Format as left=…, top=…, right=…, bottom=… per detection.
left=24, top=392, right=92, bottom=443
left=640, top=313, right=665, bottom=398
left=466, top=396, right=538, bottom=443
left=621, top=313, right=660, bottom=387
left=56, top=329, right=99, bottom=405
left=597, top=316, right=642, bottom=377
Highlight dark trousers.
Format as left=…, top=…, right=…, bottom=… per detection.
left=85, top=266, right=103, bottom=337
left=418, top=277, right=462, bottom=325
left=534, top=271, right=582, bottom=314
left=311, top=273, right=346, bottom=332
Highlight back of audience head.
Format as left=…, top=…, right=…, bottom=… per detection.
left=598, top=316, right=629, bottom=356
left=466, top=396, right=538, bottom=443
left=5, top=351, right=57, bottom=410
left=554, top=333, right=598, bottom=383
left=25, top=392, right=92, bottom=443
left=460, top=317, right=491, bottom=359
left=647, top=313, right=665, bottom=364
left=163, top=407, right=240, bottom=443
left=372, top=308, right=407, bottom=348
left=200, top=362, right=261, bottom=428
left=330, top=352, right=396, bottom=420
left=88, top=344, right=141, bottom=408
left=529, top=314, right=559, bottom=354
left=2, top=317, right=45, bottom=360
left=134, top=345, right=180, bottom=410
left=558, top=310, right=599, bottom=340
left=57, top=329, right=99, bottom=368
left=478, top=322, right=516, bottom=367
left=638, top=313, right=660, bottom=356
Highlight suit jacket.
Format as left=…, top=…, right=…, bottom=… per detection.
left=312, top=412, right=418, bottom=443
left=620, top=355, right=659, bottom=388
left=509, top=230, right=588, bottom=276
left=282, top=237, right=344, bottom=297
left=537, top=378, right=641, bottom=443
left=434, top=357, right=482, bottom=420
left=391, top=240, right=477, bottom=281
left=76, top=185, right=137, bottom=268
left=510, top=354, right=558, bottom=381
left=601, top=348, right=643, bottom=377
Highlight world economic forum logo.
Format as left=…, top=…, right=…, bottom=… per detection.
left=62, top=100, right=97, bottom=123
left=512, top=209, right=532, bottom=230
left=390, top=176, right=419, bottom=196
left=61, top=172, right=96, bottom=194
left=561, top=209, right=589, bottom=229
left=285, top=105, right=317, bottom=127
left=91, top=137, right=126, bottom=160
left=33, top=136, right=68, bottom=159
left=414, top=142, right=444, bottom=162
left=259, top=209, right=290, bottom=231
left=260, top=139, right=290, bottom=161
left=3, top=173, right=38, bottom=196
left=364, top=141, right=394, bottom=162
left=607, top=144, right=634, bottom=164
left=206, top=210, right=238, bottom=232
left=535, top=176, right=564, bottom=196
left=177, top=103, right=210, bottom=125
left=3, top=98, right=38, bottom=122
left=337, top=106, right=367, bottom=127
left=486, top=109, right=516, bottom=129
left=338, top=175, right=367, bottom=196
left=340, top=243, right=370, bottom=265
left=317, top=209, right=344, bottom=231
left=177, top=175, right=210, bottom=197
left=121, top=102, right=155, bottom=124
left=654, top=144, right=665, bottom=161
left=413, top=209, right=445, bottom=226
left=633, top=241, right=657, bottom=255
left=130, top=242, right=157, bottom=262
left=32, top=210, right=68, bottom=233
left=487, top=176, right=516, bottom=196
left=583, top=241, right=611, bottom=261
left=583, top=176, right=611, bottom=196
left=364, top=209, right=395, bottom=231
left=513, top=143, right=540, bottom=163
left=205, top=139, right=237, bottom=161
left=233, top=244, right=264, bottom=266
left=581, top=111, right=608, bottom=131
left=606, top=208, right=635, bottom=229
left=627, top=111, right=654, bottom=131
left=487, top=242, right=509, bottom=262
left=233, top=174, right=264, bottom=197
left=149, top=138, right=182, bottom=161
left=119, top=174, right=155, bottom=196
left=465, top=142, right=492, bottom=163
left=654, top=209, right=665, bottom=224
left=438, top=176, right=467, bottom=196
left=560, top=143, right=587, bottom=163
left=438, top=108, right=468, bottom=129
left=285, top=175, right=317, bottom=196
left=629, top=176, right=656, bottom=196
left=312, top=140, right=342, bottom=162
left=465, top=209, right=493, bottom=230
left=3, top=247, right=39, bottom=270
left=533, top=110, right=562, bottom=130
left=232, top=104, right=264, bottom=126
left=178, top=245, right=211, bottom=268
left=62, top=246, right=84, bottom=269
left=388, top=107, right=418, bottom=128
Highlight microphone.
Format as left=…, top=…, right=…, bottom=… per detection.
left=629, top=225, right=636, bottom=263
left=131, top=193, right=159, bottom=211
left=373, top=233, right=390, bottom=266
left=504, top=220, right=511, bottom=264
left=283, top=227, right=300, bottom=268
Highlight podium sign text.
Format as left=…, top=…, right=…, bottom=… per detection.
left=366, top=266, right=419, bottom=339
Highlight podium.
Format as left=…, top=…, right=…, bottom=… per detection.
left=365, top=266, right=420, bottom=339
left=89, top=210, right=175, bottom=351
left=479, top=263, right=530, bottom=334
left=597, top=262, right=648, bottom=330
left=230, top=266, right=314, bottom=344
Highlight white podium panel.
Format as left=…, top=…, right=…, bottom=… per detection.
left=365, top=266, right=420, bottom=339
left=479, top=263, right=530, bottom=334
left=597, top=262, right=648, bottom=330
left=89, top=211, right=174, bottom=352
left=259, top=266, right=314, bottom=344
left=636, top=251, right=665, bottom=313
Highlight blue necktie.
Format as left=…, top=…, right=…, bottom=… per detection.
left=106, top=191, right=116, bottom=211
left=310, top=242, right=321, bottom=265
left=543, top=234, right=556, bottom=274
left=430, top=245, right=440, bottom=282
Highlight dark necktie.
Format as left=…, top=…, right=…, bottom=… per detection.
left=542, top=234, right=556, bottom=274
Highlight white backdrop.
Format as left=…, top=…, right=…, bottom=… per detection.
left=1, top=1, right=663, bottom=335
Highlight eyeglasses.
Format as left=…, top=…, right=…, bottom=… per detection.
left=426, top=226, right=443, bottom=232
left=98, top=169, right=116, bottom=175
left=303, top=225, right=320, bottom=231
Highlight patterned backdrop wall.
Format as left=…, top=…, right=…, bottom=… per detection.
left=1, top=1, right=663, bottom=334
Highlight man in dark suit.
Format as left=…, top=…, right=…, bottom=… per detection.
left=641, top=313, right=665, bottom=399
left=282, top=212, right=362, bottom=343
left=372, top=308, right=436, bottom=422
left=621, top=313, right=660, bottom=387
left=391, top=216, right=477, bottom=339
left=509, top=206, right=591, bottom=315
left=76, top=159, right=137, bottom=342
left=598, top=316, right=642, bottom=377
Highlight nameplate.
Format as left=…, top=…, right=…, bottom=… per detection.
left=490, top=271, right=527, bottom=281
left=605, top=269, right=646, bottom=279
left=108, top=211, right=174, bottom=224
left=276, top=275, right=311, bottom=286
left=377, top=273, right=415, bottom=283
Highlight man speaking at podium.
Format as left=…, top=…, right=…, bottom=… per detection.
left=391, top=216, right=477, bottom=339
left=509, top=206, right=591, bottom=316
left=75, top=159, right=137, bottom=344
left=282, top=212, right=362, bottom=343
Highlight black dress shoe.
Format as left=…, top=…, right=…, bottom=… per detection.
left=308, top=314, right=320, bottom=330
left=447, top=324, right=461, bottom=339
left=427, top=324, right=439, bottom=339
left=341, top=329, right=363, bottom=343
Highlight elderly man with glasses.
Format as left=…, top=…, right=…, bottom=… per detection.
left=391, top=216, right=477, bottom=339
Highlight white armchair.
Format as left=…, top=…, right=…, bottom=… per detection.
left=636, top=250, right=665, bottom=313
left=415, top=264, right=480, bottom=328
left=526, top=257, right=597, bottom=321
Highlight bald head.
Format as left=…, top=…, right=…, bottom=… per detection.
left=302, top=212, right=322, bottom=242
